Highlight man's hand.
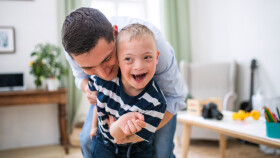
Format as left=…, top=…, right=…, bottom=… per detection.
left=81, top=78, right=97, bottom=105
left=86, top=88, right=97, bottom=105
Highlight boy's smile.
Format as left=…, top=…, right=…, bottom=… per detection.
left=132, top=73, right=147, bottom=82
left=118, top=36, right=159, bottom=96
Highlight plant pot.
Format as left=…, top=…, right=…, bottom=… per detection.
left=47, top=78, right=59, bottom=91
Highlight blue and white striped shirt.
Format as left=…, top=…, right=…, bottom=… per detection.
left=88, top=72, right=166, bottom=143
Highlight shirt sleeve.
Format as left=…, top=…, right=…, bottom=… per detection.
left=153, top=39, right=187, bottom=115
left=64, top=51, right=88, bottom=89
left=88, top=76, right=97, bottom=91
left=135, top=101, right=166, bottom=142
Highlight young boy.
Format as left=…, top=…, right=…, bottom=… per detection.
left=88, top=23, right=167, bottom=158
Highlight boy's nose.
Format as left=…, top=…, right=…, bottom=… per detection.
left=133, top=60, right=144, bottom=70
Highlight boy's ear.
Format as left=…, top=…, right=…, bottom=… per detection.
left=113, top=25, right=119, bottom=37
left=156, top=50, right=160, bottom=64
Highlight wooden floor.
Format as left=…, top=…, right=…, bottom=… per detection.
left=0, top=139, right=279, bottom=158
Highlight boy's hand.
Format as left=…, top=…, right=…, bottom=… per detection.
left=124, top=119, right=146, bottom=135
left=90, top=126, right=98, bottom=140
left=116, top=112, right=146, bottom=135
left=105, top=115, right=116, bottom=127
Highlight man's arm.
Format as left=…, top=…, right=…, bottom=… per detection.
left=65, top=51, right=98, bottom=105
left=64, top=51, right=88, bottom=89
left=154, top=37, right=187, bottom=115
left=80, top=78, right=97, bottom=105
left=156, top=110, right=173, bottom=130
left=115, top=110, right=173, bottom=144
left=80, top=78, right=88, bottom=93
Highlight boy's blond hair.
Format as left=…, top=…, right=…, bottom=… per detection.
left=116, top=23, right=156, bottom=50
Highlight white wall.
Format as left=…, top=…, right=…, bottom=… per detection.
left=189, top=0, right=280, bottom=110
left=0, top=0, right=60, bottom=150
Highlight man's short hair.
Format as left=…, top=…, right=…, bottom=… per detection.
left=61, top=7, right=114, bottom=56
left=116, top=23, right=156, bottom=50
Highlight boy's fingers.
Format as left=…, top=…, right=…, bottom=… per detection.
left=136, top=119, right=146, bottom=128
left=127, top=120, right=136, bottom=134
left=134, top=112, right=144, bottom=121
left=131, top=119, right=141, bottom=132
left=124, top=125, right=131, bottom=135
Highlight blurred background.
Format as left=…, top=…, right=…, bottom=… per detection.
left=0, top=0, right=279, bottom=155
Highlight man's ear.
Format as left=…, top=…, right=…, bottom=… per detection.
left=113, top=25, right=118, bottom=37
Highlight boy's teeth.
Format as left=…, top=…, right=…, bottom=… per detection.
left=133, top=74, right=145, bottom=81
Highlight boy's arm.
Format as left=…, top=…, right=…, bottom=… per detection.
left=108, top=112, right=146, bottom=142
left=115, top=110, right=173, bottom=144
left=90, top=106, right=98, bottom=139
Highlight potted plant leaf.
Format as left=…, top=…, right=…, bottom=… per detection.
left=29, top=43, right=67, bottom=90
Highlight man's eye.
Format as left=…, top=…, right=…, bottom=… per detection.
left=83, top=67, right=92, bottom=70
left=105, top=56, right=112, bottom=61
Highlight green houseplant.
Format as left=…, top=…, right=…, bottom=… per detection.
left=29, top=43, right=67, bottom=89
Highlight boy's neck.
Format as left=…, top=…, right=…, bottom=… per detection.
left=121, top=75, right=145, bottom=97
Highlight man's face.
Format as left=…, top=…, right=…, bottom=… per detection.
left=117, top=36, right=159, bottom=93
left=72, top=38, right=119, bottom=81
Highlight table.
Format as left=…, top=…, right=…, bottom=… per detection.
left=177, top=111, right=280, bottom=158
left=0, top=89, right=69, bottom=154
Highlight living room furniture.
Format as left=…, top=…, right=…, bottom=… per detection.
left=177, top=111, right=280, bottom=158
left=177, top=61, right=237, bottom=140
left=0, top=89, right=69, bottom=154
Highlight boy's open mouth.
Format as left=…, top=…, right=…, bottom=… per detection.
left=132, top=73, right=146, bottom=81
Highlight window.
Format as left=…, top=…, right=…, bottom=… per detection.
left=91, top=0, right=163, bottom=32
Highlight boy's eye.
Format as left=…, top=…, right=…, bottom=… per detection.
left=144, top=56, right=152, bottom=59
left=125, top=57, right=131, bottom=61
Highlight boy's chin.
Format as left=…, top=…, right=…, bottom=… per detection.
left=131, top=81, right=148, bottom=90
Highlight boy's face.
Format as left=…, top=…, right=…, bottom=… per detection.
left=72, top=38, right=119, bottom=81
left=117, top=36, right=159, bottom=92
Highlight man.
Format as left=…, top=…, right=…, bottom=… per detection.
left=62, top=7, right=186, bottom=158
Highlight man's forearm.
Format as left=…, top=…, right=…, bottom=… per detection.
left=81, top=78, right=89, bottom=93
left=156, top=110, right=174, bottom=130
left=116, top=110, right=173, bottom=144
left=119, top=134, right=144, bottom=144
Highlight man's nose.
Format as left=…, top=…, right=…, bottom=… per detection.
left=96, top=66, right=110, bottom=79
